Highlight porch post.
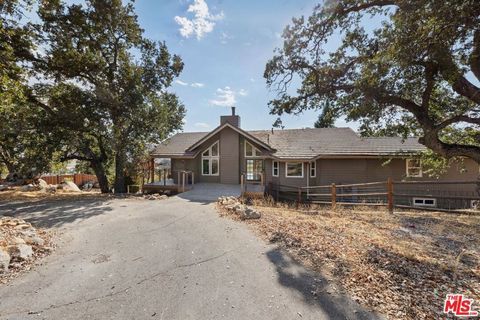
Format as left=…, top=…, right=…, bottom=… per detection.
left=150, top=158, right=155, bottom=183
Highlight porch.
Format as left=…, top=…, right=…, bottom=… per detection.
left=142, top=168, right=194, bottom=194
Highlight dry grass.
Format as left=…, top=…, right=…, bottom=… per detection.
left=0, top=189, right=104, bottom=202
left=220, top=197, right=480, bottom=319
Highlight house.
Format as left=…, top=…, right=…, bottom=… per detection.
left=150, top=108, right=479, bottom=196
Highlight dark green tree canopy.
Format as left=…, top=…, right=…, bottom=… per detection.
left=0, top=0, right=57, bottom=177
left=32, top=0, right=185, bottom=192
left=265, top=0, right=480, bottom=163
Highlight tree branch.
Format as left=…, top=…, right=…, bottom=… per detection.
left=471, top=29, right=480, bottom=82
left=436, top=115, right=480, bottom=130
left=422, top=62, right=438, bottom=109
left=333, top=0, right=397, bottom=16
left=419, top=133, right=480, bottom=163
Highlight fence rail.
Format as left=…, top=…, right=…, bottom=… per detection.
left=266, top=178, right=480, bottom=213
left=40, top=174, right=97, bottom=186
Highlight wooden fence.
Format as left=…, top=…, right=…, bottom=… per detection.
left=40, top=174, right=97, bottom=186
left=267, top=179, right=480, bottom=213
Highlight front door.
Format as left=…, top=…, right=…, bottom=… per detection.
left=246, top=159, right=263, bottom=181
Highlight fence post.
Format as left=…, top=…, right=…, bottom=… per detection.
left=387, top=177, right=394, bottom=213
left=331, top=183, right=336, bottom=210
left=240, top=174, right=244, bottom=195
left=150, top=158, right=155, bottom=183
left=182, top=172, right=185, bottom=192
left=297, top=188, right=302, bottom=209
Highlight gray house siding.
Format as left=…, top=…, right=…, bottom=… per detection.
left=219, top=127, right=240, bottom=184
left=168, top=124, right=479, bottom=189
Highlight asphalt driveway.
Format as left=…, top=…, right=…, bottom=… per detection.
left=0, top=192, right=381, bottom=320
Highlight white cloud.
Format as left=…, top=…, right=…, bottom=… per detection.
left=249, top=78, right=255, bottom=83
left=238, top=89, right=248, bottom=96
left=175, top=79, right=189, bottom=86
left=174, top=0, right=224, bottom=40
left=176, top=80, right=205, bottom=88
left=209, top=86, right=247, bottom=107
left=194, top=122, right=211, bottom=129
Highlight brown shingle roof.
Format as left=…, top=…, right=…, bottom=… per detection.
left=151, top=132, right=208, bottom=157
left=151, top=127, right=426, bottom=159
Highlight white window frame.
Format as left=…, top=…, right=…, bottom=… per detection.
left=285, top=162, right=304, bottom=178
left=413, top=197, right=436, bottom=207
left=201, top=141, right=219, bottom=176
left=309, top=161, right=316, bottom=178
left=406, top=158, right=422, bottom=177
left=245, top=141, right=261, bottom=158
left=272, top=161, right=279, bottom=177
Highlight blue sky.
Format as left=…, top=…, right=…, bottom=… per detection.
left=135, top=0, right=345, bottom=132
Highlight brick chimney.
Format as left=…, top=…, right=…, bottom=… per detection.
left=220, top=106, right=241, bottom=127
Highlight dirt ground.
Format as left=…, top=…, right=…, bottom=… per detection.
left=218, top=200, right=480, bottom=319
left=0, top=189, right=104, bottom=202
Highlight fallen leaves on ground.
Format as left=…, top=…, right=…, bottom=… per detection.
left=0, top=218, right=55, bottom=284
left=218, top=200, right=480, bottom=319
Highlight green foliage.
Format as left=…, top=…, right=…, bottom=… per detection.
left=314, top=103, right=336, bottom=128
left=0, top=0, right=57, bottom=177
left=33, top=0, right=185, bottom=192
left=265, top=0, right=480, bottom=163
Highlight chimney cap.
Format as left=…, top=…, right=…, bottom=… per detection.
left=231, top=106, right=236, bottom=116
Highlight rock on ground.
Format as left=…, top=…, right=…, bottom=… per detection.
left=0, top=217, right=52, bottom=277
left=0, top=248, right=10, bottom=272
left=20, top=184, right=38, bottom=192
left=144, top=194, right=168, bottom=200
left=62, top=181, right=81, bottom=192
left=217, top=196, right=261, bottom=220
left=8, top=244, right=33, bottom=261
left=38, top=179, right=48, bottom=189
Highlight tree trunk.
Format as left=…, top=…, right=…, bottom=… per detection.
left=113, top=151, right=126, bottom=194
left=90, top=160, right=110, bottom=193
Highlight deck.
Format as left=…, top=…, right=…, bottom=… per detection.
left=142, top=179, right=192, bottom=194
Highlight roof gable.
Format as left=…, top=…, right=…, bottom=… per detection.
left=186, top=122, right=273, bottom=152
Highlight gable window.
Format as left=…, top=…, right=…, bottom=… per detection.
left=309, top=161, right=316, bottom=178
left=406, top=159, right=422, bottom=177
left=272, top=161, right=279, bottom=177
left=245, top=141, right=261, bottom=157
left=202, top=141, right=219, bottom=176
left=286, top=162, right=303, bottom=178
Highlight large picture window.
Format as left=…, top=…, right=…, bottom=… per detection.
left=286, top=162, right=303, bottom=178
left=245, top=141, right=261, bottom=157
left=202, top=141, right=219, bottom=176
left=406, top=159, right=422, bottom=177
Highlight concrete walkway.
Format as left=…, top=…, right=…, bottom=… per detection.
left=177, top=183, right=242, bottom=203
left=0, top=195, right=381, bottom=320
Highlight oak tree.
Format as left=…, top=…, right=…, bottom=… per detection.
left=36, top=0, right=185, bottom=192
left=265, top=0, right=480, bottom=163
